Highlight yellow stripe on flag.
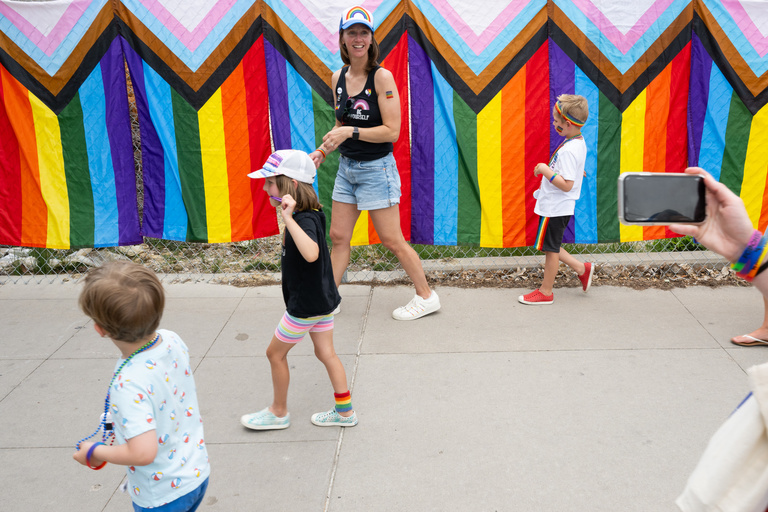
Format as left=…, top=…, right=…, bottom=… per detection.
left=350, top=211, right=370, bottom=246
left=742, top=106, right=768, bottom=227
left=478, top=92, right=503, bottom=247
left=199, top=89, right=232, bottom=243
left=619, top=91, right=645, bottom=242
left=29, top=93, right=69, bottom=249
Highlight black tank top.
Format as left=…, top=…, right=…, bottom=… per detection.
left=335, top=66, right=393, bottom=161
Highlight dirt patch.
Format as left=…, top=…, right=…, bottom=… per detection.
left=223, top=262, right=748, bottom=290
left=423, top=263, right=748, bottom=290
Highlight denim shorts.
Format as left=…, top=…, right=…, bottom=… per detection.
left=332, top=153, right=401, bottom=210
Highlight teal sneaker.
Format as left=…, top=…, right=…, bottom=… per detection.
left=241, top=408, right=290, bottom=430
left=311, top=409, right=358, bottom=427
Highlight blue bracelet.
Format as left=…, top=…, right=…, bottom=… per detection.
left=86, top=442, right=106, bottom=470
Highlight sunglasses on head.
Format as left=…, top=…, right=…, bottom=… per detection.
left=341, top=97, right=354, bottom=124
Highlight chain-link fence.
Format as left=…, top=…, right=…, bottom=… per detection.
left=0, top=65, right=740, bottom=288
left=0, top=238, right=738, bottom=290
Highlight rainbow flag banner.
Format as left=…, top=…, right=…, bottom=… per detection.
left=1, top=1, right=768, bottom=249
left=0, top=38, right=140, bottom=249
left=123, top=37, right=277, bottom=242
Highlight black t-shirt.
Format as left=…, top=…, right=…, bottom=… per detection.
left=335, top=66, right=393, bottom=161
left=281, top=209, right=341, bottom=318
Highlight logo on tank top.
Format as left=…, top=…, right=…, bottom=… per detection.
left=346, top=98, right=370, bottom=121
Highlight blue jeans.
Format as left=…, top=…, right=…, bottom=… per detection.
left=132, top=478, right=209, bottom=512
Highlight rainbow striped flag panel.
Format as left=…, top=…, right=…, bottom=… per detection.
left=1, top=1, right=768, bottom=248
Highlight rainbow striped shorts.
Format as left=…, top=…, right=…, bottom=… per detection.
left=275, top=311, right=334, bottom=343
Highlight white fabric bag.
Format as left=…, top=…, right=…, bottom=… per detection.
left=677, top=362, right=768, bottom=512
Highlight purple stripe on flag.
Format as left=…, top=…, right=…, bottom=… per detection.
left=265, top=40, right=290, bottom=149
left=548, top=40, right=575, bottom=156
left=408, top=36, right=434, bottom=245
left=563, top=216, right=575, bottom=244
left=687, top=33, right=711, bottom=167
left=103, top=38, right=141, bottom=245
left=121, top=39, right=165, bottom=238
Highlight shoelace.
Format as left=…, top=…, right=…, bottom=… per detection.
left=403, top=297, right=426, bottom=314
left=316, top=411, right=337, bottom=422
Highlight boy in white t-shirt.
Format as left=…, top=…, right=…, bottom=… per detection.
left=519, top=94, right=593, bottom=305
left=73, top=262, right=210, bottom=511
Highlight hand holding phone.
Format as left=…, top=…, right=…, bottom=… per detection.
left=669, top=167, right=755, bottom=263
left=618, top=172, right=706, bottom=225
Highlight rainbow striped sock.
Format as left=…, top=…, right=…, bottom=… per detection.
left=334, top=391, right=352, bottom=413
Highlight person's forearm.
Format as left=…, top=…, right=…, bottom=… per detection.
left=90, top=433, right=157, bottom=467
left=536, top=164, right=574, bottom=192
left=354, top=124, right=399, bottom=144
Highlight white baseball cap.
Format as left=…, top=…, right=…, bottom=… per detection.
left=340, top=6, right=374, bottom=31
left=248, top=150, right=316, bottom=184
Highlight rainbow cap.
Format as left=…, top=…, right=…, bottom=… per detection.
left=248, top=150, right=316, bottom=184
left=340, top=6, right=374, bottom=31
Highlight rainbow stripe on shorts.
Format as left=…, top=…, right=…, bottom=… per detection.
left=534, top=217, right=549, bottom=251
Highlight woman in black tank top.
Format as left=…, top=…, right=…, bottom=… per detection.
left=308, top=6, right=441, bottom=322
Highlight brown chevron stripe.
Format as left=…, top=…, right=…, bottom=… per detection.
left=404, top=0, right=546, bottom=95
left=0, top=2, right=112, bottom=96
left=550, top=1, right=693, bottom=94
left=115, top=0, right=260, bottom=92
left=696, top=0, right=768, bottom=97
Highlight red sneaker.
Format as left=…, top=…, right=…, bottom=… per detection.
left=518, top=289, right=554, bottom=305
left=579, top=262, right=594, bottom=292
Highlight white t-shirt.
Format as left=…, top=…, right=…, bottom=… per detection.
left=533, top=137, right=587, bottom=217
left=109, top=329, right=210, bottom=508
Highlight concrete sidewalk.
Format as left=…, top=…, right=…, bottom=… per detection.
left=2, top=280, right=768, bottom=511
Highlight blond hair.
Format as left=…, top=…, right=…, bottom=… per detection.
left=275, top=174, right=322, bottom=212
left=79, top=261, right=164, bottom=343
left=554, top=94, right=589, bottom=125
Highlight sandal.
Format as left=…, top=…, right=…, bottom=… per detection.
left=731, top=334, right=768, bottom=347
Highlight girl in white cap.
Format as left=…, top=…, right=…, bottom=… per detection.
left=241, top=149, right=357, bottom=430
left=309, top=5, right=441, bottom=321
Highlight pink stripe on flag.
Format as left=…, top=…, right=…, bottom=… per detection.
left=721, top=0, right=768, bottom=57
left=569, top=0, right=676, bottom=54
left=140, top=0, right=237, bottom=52
left=429, top=0, right=528, bottom=55
left=0, top=0, right=88, bottom=56
left=281, top=0, right=384, bottom=52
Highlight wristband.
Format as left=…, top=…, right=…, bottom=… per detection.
left=86, top=442, right=107, bottom=470
left=744, top=233, right=768, bottom=281
left=732, top=230, right=767, bottom=280
left=756, top=259, right=768, bottom=278
left=549, top=172, right=558, bottom=183
left=316, top=147, right=327, bottom=159
left=352, top=126, right=359, bottom=141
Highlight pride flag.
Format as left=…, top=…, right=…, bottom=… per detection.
left=688, top=32, right=768, bottom=232
left=124, top=37, right=277, bottom=243
left=0, top=39, right=140, bottom=249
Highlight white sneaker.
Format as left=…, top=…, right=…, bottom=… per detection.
left=392, top=291, right=441, bottom=321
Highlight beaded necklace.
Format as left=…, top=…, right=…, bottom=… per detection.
left=75, top=333, right=160, bottom=449
left=548, top=134, right=583, bottom=167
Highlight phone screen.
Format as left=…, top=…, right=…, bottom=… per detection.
left=621, top=174, right=706, bottom=224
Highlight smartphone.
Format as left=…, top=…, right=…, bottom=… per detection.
left=618, top=172, right=706, bottom=225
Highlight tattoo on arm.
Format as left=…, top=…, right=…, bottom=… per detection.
left=385, top=90, right=394, bottom=99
